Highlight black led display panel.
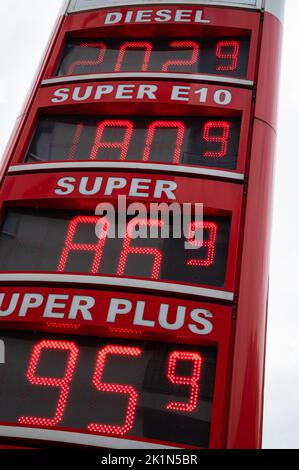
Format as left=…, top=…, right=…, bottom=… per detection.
left=0, top=209, right=231, bottom=287
left=0, top=331, right=217, bottom=448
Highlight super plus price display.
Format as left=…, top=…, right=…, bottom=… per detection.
left=0, top=0, right=284, bottom=449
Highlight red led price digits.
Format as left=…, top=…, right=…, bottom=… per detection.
left=18, top=341, right=79, bottom=426
left=57, top=216, right=110, bottom=273
left=17, top=341, right=204, bottom=435
left=187, top=222, right=218, bottom=267
left=162, top=41, right=199, bottom=72
left=115, top=42, right=153, bottom=72
left=58, top=218, right=219, bottom=277
left=65, top=39, right=244, bottom=76
left=142, top=121, right=185, bottom=164
left=64, top=118, right=232, bottom=163
left=117, top=218, right=164, bottom=280
left=88, top=345, right=142, bottom=436
left=216, top=40, right=240, bottom=71
left=203, top=121, right=231, bottom=158
left=166, top=351, right=202, bottom=412
left=90, top=120, right=134, bottom=161
left=67, top=42, right=107, bottom=75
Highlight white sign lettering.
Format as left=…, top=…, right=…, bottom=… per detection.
left=54, top=176, right=178, bottom=200
left=104, top=9, right=210, bottom=25
left=0, top=292, right=214, bottom=336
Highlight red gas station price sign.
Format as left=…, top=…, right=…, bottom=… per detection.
left=0, top=0, right=284, bottom=450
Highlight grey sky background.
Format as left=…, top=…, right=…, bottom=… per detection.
left=0, top=0, right=297, bottom=449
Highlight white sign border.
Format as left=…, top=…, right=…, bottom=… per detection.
left=0, top=426, right=180, bottom=449
left=65, top=0, right=285, bottom=22
left=67, top=0, right=263, bottom=14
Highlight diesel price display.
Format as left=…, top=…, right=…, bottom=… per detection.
left=57, top=37, right=250, bottom=78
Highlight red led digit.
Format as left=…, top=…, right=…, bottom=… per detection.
left=89, top=120, right=133, bottom=161
left=88, top=345, right=142, bottom=436
left=115, top=41, right=152, bottom=72
left=162, top=41, right=199, bottom=72
left=57, top=216, right=110, bottom=273
left=18, top=340, right=79, bottom=427
left=216, top=40, right=240, bottom=71
left=166, top=351, right=202, bottom=413
left=67, top=122, right=83, bottom=161
left=203, top=121, right=231, bottom=158
left=117, top=219, right=163, bottom=279
left=67, top=42, right=107, bottom=75
left=187, top=222, right=218, bottom=267
left=142, top=121, right=185, bottom=164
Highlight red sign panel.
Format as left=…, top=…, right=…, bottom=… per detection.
left=9, top=81, right=252, bottom=179
left=0, top=1, right=283, bottom=449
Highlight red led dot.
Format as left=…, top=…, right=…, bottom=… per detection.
left=108, top=327, right=143, bottom=336
left=18, top=340, right=79, bottom=427
left=117, top=218, right=163, bottom=280
left=45, top=322, right=81, bottom=330
left=166, top=351, right=202, bottom=413
left=57, top=216, right=110, bottom=273
left=115, top=41, right=152, bottom=72
left=67, top=42, right=107, bottom=75
left=88, top=345, right=142, bottom=436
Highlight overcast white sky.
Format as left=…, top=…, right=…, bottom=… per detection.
left=0, top=0, right=298, bottom=449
